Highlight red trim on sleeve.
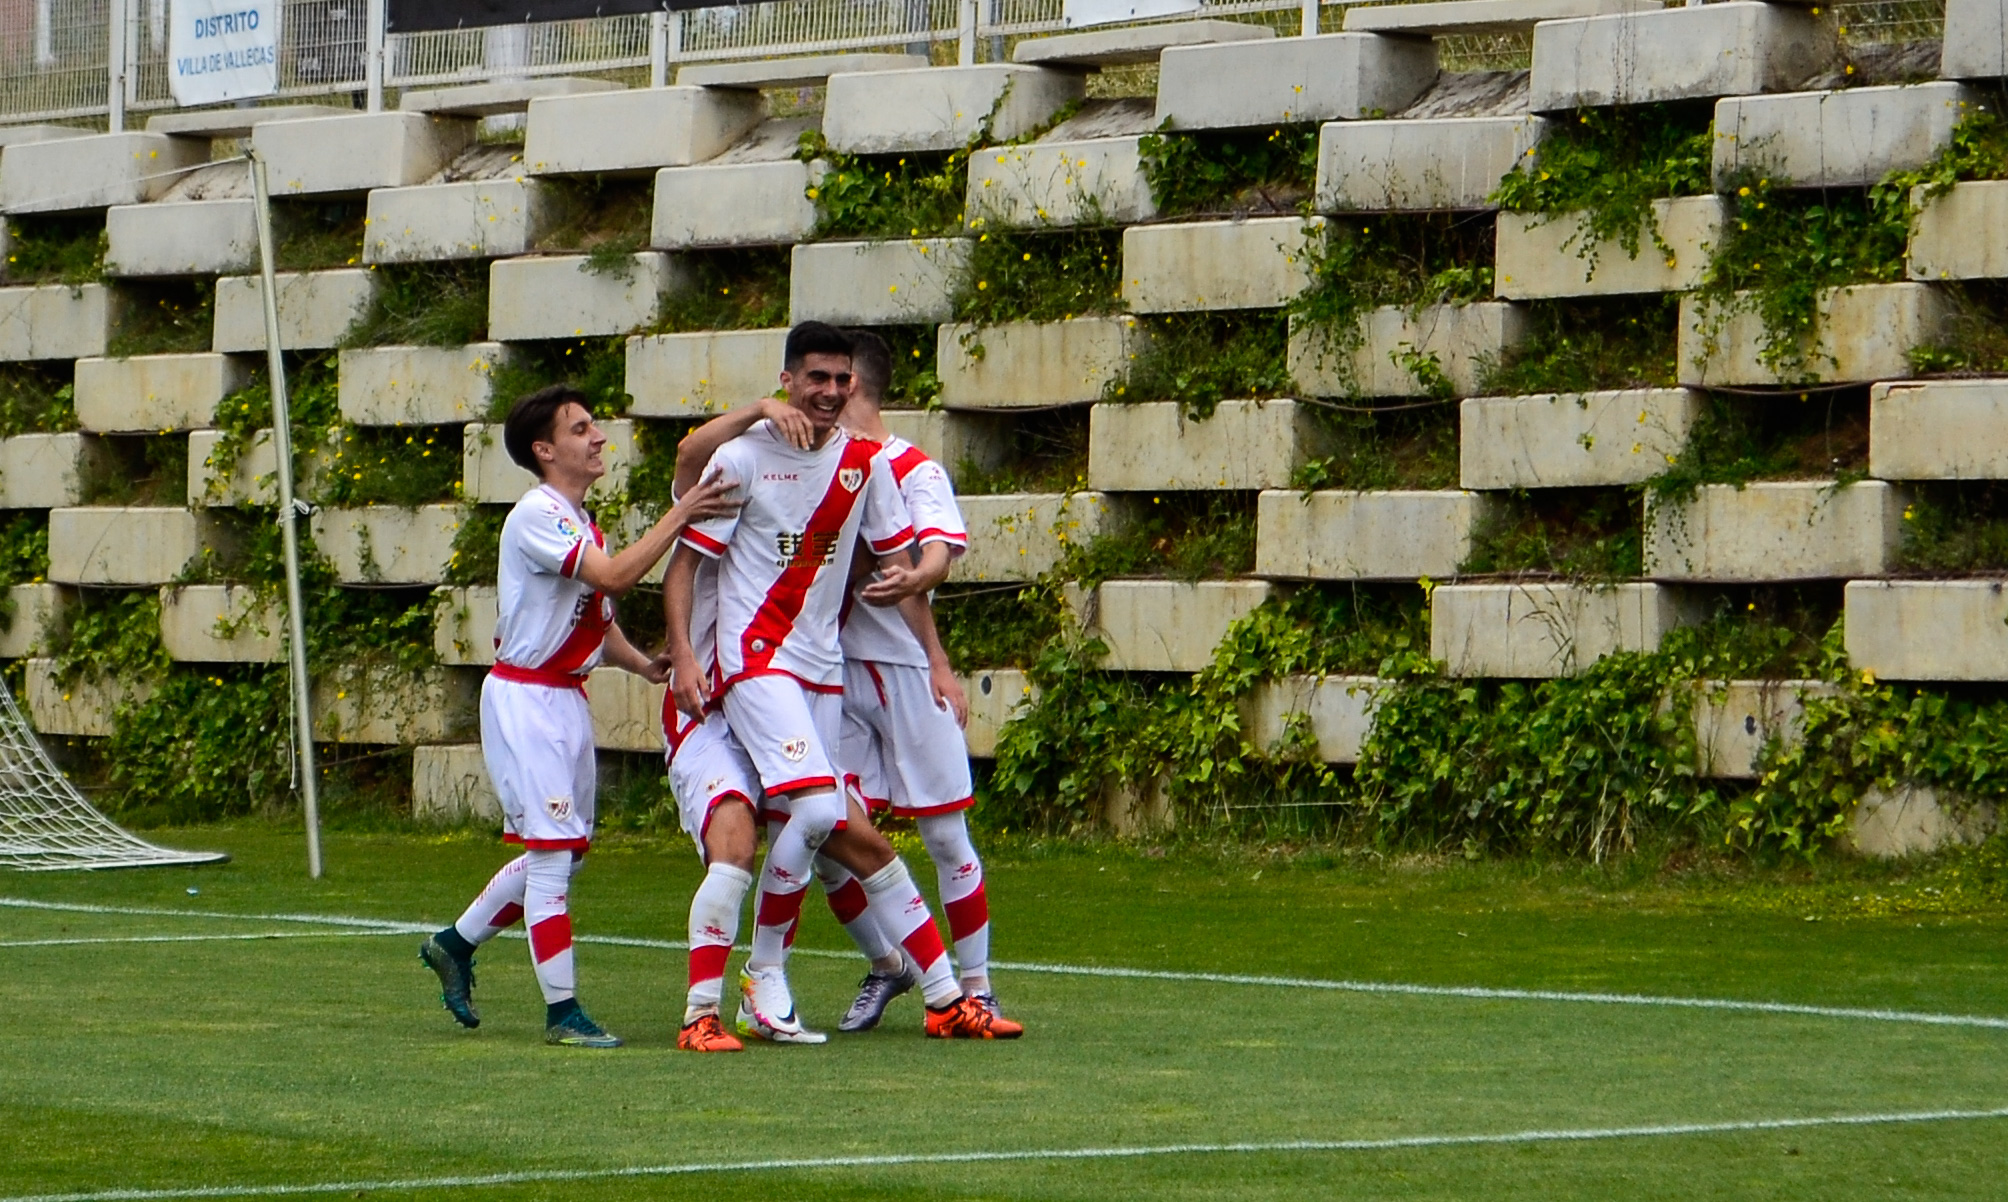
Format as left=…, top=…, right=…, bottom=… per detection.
left=914, top=527, right=967, bottom=546
left=869, top=526, right=915, bottom=554
left=559, top=540, right=584, bottom=578
left=682, top=527, right=728, bottom=557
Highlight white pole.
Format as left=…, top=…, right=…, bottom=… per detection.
left=648, top=10, right=668, bottom=87
left=247, top=150, right=324, bottom=881
left=958, top=0, right=977, bottom=65
left=107, top=0, right=127, bottom=132
left=1302, top=0, right=1319, bottom=37
left=365, top=0, right=386, bottom=113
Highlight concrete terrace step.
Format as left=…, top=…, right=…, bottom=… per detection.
left=1343, top=0, right=1660, bottom=36
left=676, top=52, right=928, bottom=89
left=1010, top=19, right=1272, bottom=68
left=397, top=77, right=623, bottom=117
left=144, top=104, right=356, bottom=140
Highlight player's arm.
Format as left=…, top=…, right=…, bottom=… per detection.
left=895, top=591, right=967, bottom=727
left=673, top=399, right=812, bottom=494
left=601, top=621, right=672, bottom=684
left=573, top=471, right=736, bottom=598
left=664, top=543, right=708, bottom=718
left=860, top=540, right=953, bottom=606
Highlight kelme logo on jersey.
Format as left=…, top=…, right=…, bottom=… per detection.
left=838, top=467, right=863, bottom=493
left=780, top=737, right=809, bottom=762
left=774, top=530, right=839, bottom=568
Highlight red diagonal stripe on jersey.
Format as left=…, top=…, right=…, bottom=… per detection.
left=535, top=590, right=611, bottom=675
left=739, top=437, right=877, bottom=676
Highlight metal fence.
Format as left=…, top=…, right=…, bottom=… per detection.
left=0, top=0, right=1953, bottom=130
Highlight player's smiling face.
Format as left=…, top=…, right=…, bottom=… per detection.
left=537, top=401, right=607, bottom=485
left=782, top=351, right=853, bottom=444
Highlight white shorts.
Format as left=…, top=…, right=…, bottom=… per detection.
left=720, top=672, right=844, bottom=800
left=840, top=659, right=975, bottom=818
left=666, top=709, right=760, bottom=863
left=482, top=674, right=596, bottom=852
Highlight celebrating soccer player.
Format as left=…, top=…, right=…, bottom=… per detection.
left=419, top=385, right=735, bottom=1049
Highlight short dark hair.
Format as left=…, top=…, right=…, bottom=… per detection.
left=503, top=385, right=586, bottom=477
left=845, top=328, right=892, bottom=404
left=783, top=321, right=852, bottom=372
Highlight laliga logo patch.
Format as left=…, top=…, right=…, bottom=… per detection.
left=838, top=466, right=863, bottom=493
left=554, top=516, right=581, bottom=540
left=780, top=737, right=809, bottom=762
left=546, top=795, right=574, bottom=821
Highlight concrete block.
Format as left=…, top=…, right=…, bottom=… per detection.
left=1256, top=489, right=1494, bottom=580
left=1677, top=284, right=1948, bottom=388
left=158, top=584, right=281, bottom=663
left=252, top=113, right=475, bottom=197
left=462, top=418, right=633, bottom=504
left=1156, top=34, right=1438, bottom=132
left=790, top=238, right=971, bottom=325
left=1086, top=579, right=1274, bottom=672
left=189, top=427, right=275, bottom=506
left=364, top=179, right=557, bottom=264
left=1318, top=116, right=1545, bottom=213
left=679, top=52, right=929, bottom=89
left=0, top=283, right=116, bottom=361
left=1689, top=678, right=1834, bottom=779
left=1430, top=582, right=1700, bottom=677
left=824, top=65, right=1084, bottom=155
left=1529, top=2, right=1837, bottom=111
left=1289, top=302, right=1527, bottom=398
left=587, top=666, right=668, bottom=752
left=1907, top=181, right=2008, bottom=281
left=74, top=353, right=250, bottom=432
left=412, top=744, right=500, bottom=823
left=313, top=664, right=480, bottom=744
left=1870, top=378, right=2008, bottom=480
left=489, top=253, right=686, bottom=341
left=1013, top=19, right=1273, bottom=67
left=337, top=343, right=508, bottom=425
left=1646, top=480, right=1905, bottom=581
left=1460, top=388, right=1704, bottom=489
left=962, top=668, right=1037, bottom=758
left=398, top=76, right=623, bottom=117
left=1944, top=0, right=2008, bottom=80
left=105, top=200, right=259, bottom=277
left=143, top=105, right=356, bottom=139
left=938, top=316, right=1139, bottom=409
left=952, top=491, right=1118, bottom=582
left=0, top=133, right=208, bottom=213
left=1714, top=84, right=1976, bottom=190
left=1101, top=774, right=1172, bottom=836
left=310, top=505, right=461, bottom=585
left=524, top=87, right=761, bottom=175
left=652, top=158, right=824, bottom=249
left=1852, top=783, right=1997, bottom=858
left=0, top=586, right=72, bottom=658
left=881, top=409, right=1010, bottom=483
left=47, top=507, right=233, bottom=585
left=1345, top=0, right=1661, bottom=35
left=1494, top=196, right=1724, bottom=299
left=212, top=270, right=379, bottom=353
left=0, top=125, right=89, bottom=147
left=1844, top=579, right=2008, bottom=681
left=966, top=136, right=1156, bottom=230
left=625, top=328, right=788, bottom=417
left=1122, top=217, right=1317, bottom=313
left=24, top=658, right=152, bottom=737
left=433, top=585, right=498, bottom=666
left=1241, top=674, right=1383, bottom=763
left=0, top=433, right=107, bottom=508
left=1088, top=398, right=1330, bottom=490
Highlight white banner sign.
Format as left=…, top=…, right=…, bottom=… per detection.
left=1062, top=0, right=1201, bottom=28
left=168, top=0, right=282, bottom=107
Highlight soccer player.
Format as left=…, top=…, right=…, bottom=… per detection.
left=419, top=385, right=735, bottom=1049
left=821, top=330, right=1008, bottom=1033
left=664, top=322, right=1020, bottom=1043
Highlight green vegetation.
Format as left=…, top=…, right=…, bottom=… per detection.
left=876, top=324, right=942, bottom=408
left=486, top=337, right=629, bottom=421
left=934, top=583, right=1066, bottom=671
left=107, top=280, right=214, bottom=357
left=0, top=511, right=48, bottom=591
left=537, top=176, right=653, bottom=260
left=951, top=408, right=1089, bottom=496
left=1476, top=296, right=1681, bottom=395
left=81, top=435, right=188, bottom=508
left=4, top=212, right=106, bottom=285
left=342, top=262, right=489, bottom=347
left=445, top=504, right=508, bottom=586
left=1288, top=401, right=1459, bottom=492
left=0, top=362, right=78, bottom=436
left=1108, top=311, right=1290, bottom=418
left=1644, top=390, right=1870, bottom=505
left=1892, top=483, right=2008, bottom=572
left=315, top=425, right=461, bottom=508
left=953, top=227, right=1123, bottom=326
left=799, top=134, right=968, bottom=240
left=1063, top=492, right=1255, bottom=585
left=1490, top=102, right=1713, bottom=268
left=1137, top=122, right=1318, bottom=217
left=276, top=200, right=365, bottom=271
left=1460, top=488, right=1644, bottom=580
left=649, top=248, right=792, bottom=334
left=198, top=356, right=343, bottom=505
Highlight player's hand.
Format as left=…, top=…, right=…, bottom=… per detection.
left=670, top=468, right=739, bottom=526
left=860, top=563, right=924, bottom=606
left=670, top=651, right=710, bottom=718
left=636, top=649, right=676, bottom=686
left=930, top=660, right=968, bottom=729
left=760, top=398, right=814, bottom=449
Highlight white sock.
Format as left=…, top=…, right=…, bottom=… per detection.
left=452, top=853, right=528, bottom=946
left=919, top=813, right=990, bottom=991
left=748, top=791, right=843, bottom=971
left=524, top=849, right=576, bottom=1005
left=860, top=858, right=960, bottom=1007
left=685, top=862, right=752, bottom=1023
left=814, top=854, right=896, bottom=962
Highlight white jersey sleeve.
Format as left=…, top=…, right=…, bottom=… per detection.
left=681, top=440, right=750, bottom=561
left=839, top=438, right=961, bottom=669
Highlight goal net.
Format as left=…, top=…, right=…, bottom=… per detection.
left=0, top=680, right=226, bottom=870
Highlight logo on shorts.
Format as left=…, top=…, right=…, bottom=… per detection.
left=702, top=775, right=728, bottom=796
left=838, top=467, right=864, bottom=493
left=546, top=796, right=573, bottom=821
left=780, top=737, right=809, bottom=762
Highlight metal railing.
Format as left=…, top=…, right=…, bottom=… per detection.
left=0, top=0, right=1952, bottom=130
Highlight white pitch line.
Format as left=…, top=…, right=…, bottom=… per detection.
left=6, top=895, right=2008, bottom=1032
left=5, top=1105, right=2008, bottom=1202
left=0, top=931, right=401, bottom=950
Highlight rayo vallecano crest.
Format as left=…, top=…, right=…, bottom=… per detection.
left=837, top=467, right=863, bottom=492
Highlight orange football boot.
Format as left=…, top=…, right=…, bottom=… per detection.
left=925, top=994, right=1024, bottom=1040
left=678, top=1012, right=744, bottom=1052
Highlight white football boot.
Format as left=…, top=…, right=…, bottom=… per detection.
left=735, top=965, right=828, bottom=1045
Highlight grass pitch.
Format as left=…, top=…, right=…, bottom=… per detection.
left=4, top=826, right=2008, bottom=1201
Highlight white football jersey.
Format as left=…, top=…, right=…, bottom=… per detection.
left=493, top=483, right=613, bottom=678
left=683, top=422, right=913, bottom=692
left=840, top=436, right=967, bottom=669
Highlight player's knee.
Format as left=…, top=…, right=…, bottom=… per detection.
left=917, top=813, right=977, bottom=866
left=704, top=798, right=758, bottom=871
left=785, top=787, right=844, bottom=847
